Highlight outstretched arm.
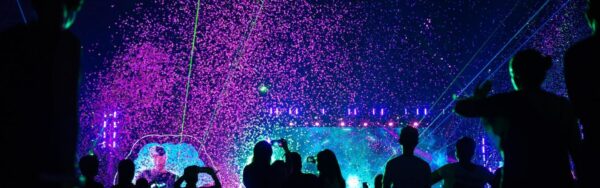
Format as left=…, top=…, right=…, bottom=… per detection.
left=200, top=167, right=222, bottom=188
left=454, top=81, right=493, bottom=117
left=173, top=176, right=184, bottom=188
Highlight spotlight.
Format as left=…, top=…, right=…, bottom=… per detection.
left=258, top=84, right=268, bottom=94
left=388, top=122, right=394, bottom=127
left=289, top=122, right=294, bottom=126
left=347, top=175, right=360, bottom=188
left=412, top=122, right=420, bottom=127
left=363, top=122, right=368, bottom=127
left=314, top=122, right=320, bottom=126
left=340, top=121, right=346, bottom=127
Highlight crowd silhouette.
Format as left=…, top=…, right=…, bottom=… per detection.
left=1, top=0, right=598, bottom=187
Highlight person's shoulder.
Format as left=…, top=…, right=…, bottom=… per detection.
left=566, top=36, right=599, bottom=60
left=439, top=163, right=458, bottom=171
left=413, top=156, right=430, bottom=167
left=470, top=164, right=493, bottom=178
left=243, top=163, right=253, bottom=171
left=540, top=90, right=571, bottom=104
left=567, top=36, right=599, bottom=52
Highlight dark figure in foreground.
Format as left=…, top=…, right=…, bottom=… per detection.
left=269, top=160, right=288, bottom=188
left=79, top=155, right=104, bottom=188
left=174, top=166, right=221, bottom=188
left=490, top=167, right=502, bottom=188
left=113, top=159, right=136, bottom=188
left=316, top=149, right=346, bottom=188
left=135, top=178, right=150, bottom=188
left=564, top=1, right=599, bottom=187
left=431, top=137, right=493, bottom=188
left=455, top=50, right=581, bottom=188
left=0, top=0, right=83, bottom=187
left=136, top=146, right=177, bottom=188
left=284, top=152, right=319, bottom=188
left=374, top=174, right=383, bottom=188
left=383, top=126, right=431, bottom=188
left=243, top=141, right=273, bottom=188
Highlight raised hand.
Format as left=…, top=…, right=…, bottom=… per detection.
left=474, top=80, right=492, bottom=99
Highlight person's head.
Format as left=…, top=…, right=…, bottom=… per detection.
left=509, top=49, right=552, bottom=91
left=135, top=178, right=150, bottom=188
left=288, top=152, right=303, bottom=174
left=271, top=160, right=288, bottom=180
left=151, top=146, right=167, bottom=170
left=117, top=159, right=135, bottom=184
left=374, top=174, right=383, bottom=188
left=31, top=0, right=84, bottom=29
left=316, top=149, right=344, bottom=185
left=183, top=165, right=201, bottom=185
left=399, top=126, right=419, bottom=153
left=252, top=141, right=273, bottom=166
left=79, top=154, right=99, bottom=178
left=587, top=0, right=599, bottom=34
left=455, top=137, right=476, bottom=162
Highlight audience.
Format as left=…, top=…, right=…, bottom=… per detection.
left=269, top=160, right=288, bottom=188
left=4, top=1, right=595, bottom=187
left=316, top=149, right=346, bottom=188
left=564, top=1, right=599, bottom=187
left=135, top=178, right=150, bottom=188
left=79, top=155, right=103, bottom=188
left=113, top=159, right=135, bottom=188
left=284, top=152, right=319, bottom=188
left=383, top=126, right=431, bottom=188
left=243, top=141, right=273, bottom=188
left=174, top=165, right=221, bottom=188
left=431, top=137, right=493, bottom=188
left=454, top=49, right=581, bottom=187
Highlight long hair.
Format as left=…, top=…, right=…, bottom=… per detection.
left=316, top=149, right=345, bottom=188
left=251, top=141, right=272, bottom=166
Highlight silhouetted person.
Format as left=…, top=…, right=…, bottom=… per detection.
left=174, top=166, right=221, bottom=188
left=490, top=167, right=502, bottom=188
left=316, top=149, right=345, bottom=188
left=455, top=49, right=581, bottom=188
left=136, top=146, right=177, bottom=188
left=564, top=1, right=599, bottom=187
left=79, top=155, right=103, bottom=188
left=135, top=178, right=150, bottom=188
left=284, top=152, right=319, bottom=188
left=243, top=141, right=273, bottom=188
left=269, top=160, right=287, bottom=188
left=383, top=126, right=431, bottom=188
left=0, top=0, right=83, bottom=187
left=374, top=174, right=383, bottom=188
left=431, top=137, right=493, bottom=188
left=113, top=159, right=135, bottom=188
